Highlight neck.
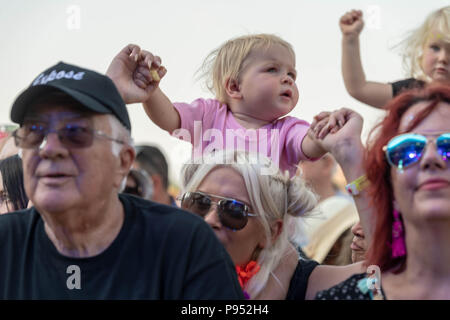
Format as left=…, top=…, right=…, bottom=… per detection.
left=232, top=112, right=271, bottom=129
left=41, top=194, right=124, bottom=258
left=403, top=221, right=450, bottom=279
left=384, top=220, right=450, bottom=299
left=153, top=189, right=172, bottom=206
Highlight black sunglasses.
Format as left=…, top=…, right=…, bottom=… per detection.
left=179, top=191, right=257, bottom=230
left=12, top=123, right=124, bottom=149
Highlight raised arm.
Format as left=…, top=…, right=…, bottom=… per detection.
left=106, top=44, right=180, bottom=133
left=311, top=109, right=375, bottom=246
left=340, top=10, right=392, bottom=109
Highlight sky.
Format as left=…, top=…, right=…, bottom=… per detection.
left=0, top=0, right=447, bottom=187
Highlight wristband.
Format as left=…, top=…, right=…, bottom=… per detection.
left=345, top=175, right=369, bottom=196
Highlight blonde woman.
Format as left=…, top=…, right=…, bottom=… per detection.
left=339, top=6, right=449, bottom=108
left=179, top=150, right=364, bottom=300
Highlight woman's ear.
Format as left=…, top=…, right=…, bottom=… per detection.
left=257, top=219, right=283, bottom=250
left=270, top=219, right=283, bottom=244
left=225, top=77, right=242, bottom=100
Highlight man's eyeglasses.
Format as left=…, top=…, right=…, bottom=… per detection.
left=384, top=132, right=450, bottom=170
left=179, top=191, right=257, bottom=231
left=12, top=123, right=125, bottom=149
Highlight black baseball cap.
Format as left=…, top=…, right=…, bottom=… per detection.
left=10, top=62, right=131, bottom=131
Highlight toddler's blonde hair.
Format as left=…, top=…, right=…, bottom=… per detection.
left=399, top=6, right=450, bottom=81
left=199, top=34, right=295, bottom=104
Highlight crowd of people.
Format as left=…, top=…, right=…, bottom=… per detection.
left=0, top=6, right=448, bottom=300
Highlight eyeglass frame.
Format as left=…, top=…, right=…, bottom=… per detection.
left=383, top=132, right=450, bottom=169
left=12, top=122, right=125, bottom=150
left=178, top=191, right=258, bottom=230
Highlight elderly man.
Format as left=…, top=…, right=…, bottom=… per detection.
left=0, top=62, right=244, bottom=299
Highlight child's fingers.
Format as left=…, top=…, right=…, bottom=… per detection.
left=318, top=124, right=332, bottom=139
left=136, top=66, right=152, bottom=81
left=314, top=111, right=331, bottom=121
left=335, top=111, right=347, bottom=128
left=158, top=66, right=167, bottom=79
left=327, top=113, right=339, bottom=129
left=134, top=78, right=148, bottom=90
left=311, top=111, right=331, bottom=128
left=313, top=118, right=329, bottom=138
left=134, top=72, right=150, bottom=87
left=340, top=12, right=353, bottom=24
left=351, top=11, right=362, bottom=22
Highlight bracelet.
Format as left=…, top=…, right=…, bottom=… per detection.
left=345, top=175, right=369, bottom=196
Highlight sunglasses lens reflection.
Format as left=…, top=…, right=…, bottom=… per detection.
left=182, top=192, right=211, bottom=217
left=181, top=192, right=248, bottom=230
left=219, top=200, right=248, bottom=230
left=387, top=135, right=426, bottom=168
left=437, top=134, right=450, bottom=160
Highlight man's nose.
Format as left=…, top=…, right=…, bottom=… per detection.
left=38, top=131, right=68, bottom=158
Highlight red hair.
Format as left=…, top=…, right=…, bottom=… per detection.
left=364, top=83, right=450, bottom=273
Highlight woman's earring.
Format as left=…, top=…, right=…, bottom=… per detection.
left=391, top=209, right=406, bottom=258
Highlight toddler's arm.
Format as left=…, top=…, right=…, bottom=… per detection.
left=106, top=44, right=180, bottom=133
left=340, top=10, right=392, bottom=109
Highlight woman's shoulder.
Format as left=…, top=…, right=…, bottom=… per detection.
left=314, top=273, right=372, bottom=300
left=285, top=258, right=319, bottom=300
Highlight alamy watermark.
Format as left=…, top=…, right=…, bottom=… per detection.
left=366, top=5, right=381, bottom=30
left=66, top=5, right=81, bottom=30
left=66, top=265, right=81, bottom=290
left=366, top=265, right=381, bottom=290
left=172, top=122, right=284, bottom=176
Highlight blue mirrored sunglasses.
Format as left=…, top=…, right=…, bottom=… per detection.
left=384, top=133, right=450, bottom=170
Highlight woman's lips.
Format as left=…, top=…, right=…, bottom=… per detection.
left=418, top=179, right=450, bottom=191
left=350, top=239, right=364, bottom=251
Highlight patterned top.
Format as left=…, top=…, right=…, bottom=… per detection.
left=315, top=273, right=386, bottom=300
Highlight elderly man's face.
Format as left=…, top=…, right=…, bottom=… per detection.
left=20, top=103, right=124, bottom=214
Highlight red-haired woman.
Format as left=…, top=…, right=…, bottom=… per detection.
left=315, top=84, right=450, bottom=299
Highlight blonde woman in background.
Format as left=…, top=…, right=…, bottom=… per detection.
left=340, top=6, right=449, bottom=108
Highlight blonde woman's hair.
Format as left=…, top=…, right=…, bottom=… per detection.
left=398, top=6, right=450, bottom=81
left=198, top=34, right=295, bottom=104
left=180, top=150, right=318, bottom=298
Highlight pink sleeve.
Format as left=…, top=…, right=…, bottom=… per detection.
left=174, top=98, right=207, bottom=134
left=284, top=118, right=320, bottom=163
left=172, top=98, right=221, bottom=145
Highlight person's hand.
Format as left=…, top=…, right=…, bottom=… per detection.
left=311, top=108, right=363, bottom=156
left=339, top=9, right=364, bottom=39
left=106, top=44, right=167, bottom=104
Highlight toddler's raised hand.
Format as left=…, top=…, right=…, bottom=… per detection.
left=339, top=9, right=364, bottom=39
left=106, top=44, right=167, bottom=104
left=134, top=50, right=166, bottom=90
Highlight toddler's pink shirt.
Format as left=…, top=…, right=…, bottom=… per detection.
left=173, top=98, right=313, bottom=176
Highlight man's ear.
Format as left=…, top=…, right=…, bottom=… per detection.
left=225, top=77, right=242, bottom=99
left=150, top=174, right=163, bottom=193
left=118, top=145, right=135, bottom=180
